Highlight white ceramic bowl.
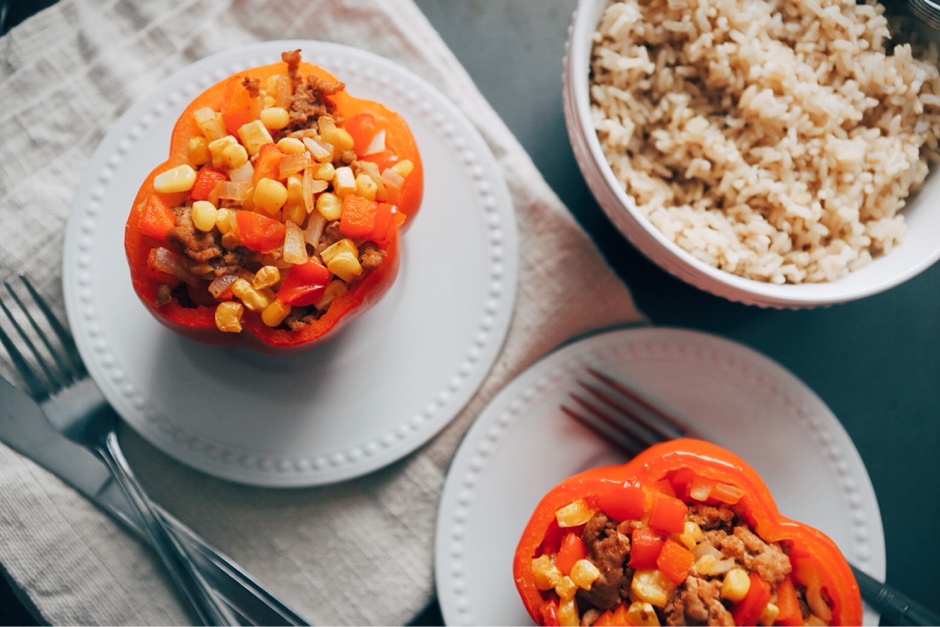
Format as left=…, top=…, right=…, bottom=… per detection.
left=563, top=0, right=940, bottom=309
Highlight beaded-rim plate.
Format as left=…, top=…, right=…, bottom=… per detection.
left=435, top=326, right=884, bottom=625
left=62, top=40, right=518, bottom=487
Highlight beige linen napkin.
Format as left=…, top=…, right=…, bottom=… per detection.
left=0, top=0, right=644, bottom=624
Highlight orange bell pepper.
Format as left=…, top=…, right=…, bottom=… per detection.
left=513, top=438, right=862, bottom=626
left=124, top=51, right=423, bottom=353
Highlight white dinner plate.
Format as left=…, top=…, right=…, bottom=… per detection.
left=62, top=40, right=517, bottom=486
left=435, top=326, right=884, bottom=625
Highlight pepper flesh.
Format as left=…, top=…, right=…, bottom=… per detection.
left=512, top=438, right=862, bottom=626
left=125, top=53, right=423, bottom=353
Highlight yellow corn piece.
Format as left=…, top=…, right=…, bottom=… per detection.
left=390, top=159, right=414, bottom=178
left=231, top=278, right=271, bottom=312
left=215, top=302, right=243, bottom=333
left=332, top=166, right=357, bottom=196
left=276, top=137, right=306, bottom=154
left=192, top=106, right=227, bottom=141
left=253, top=265, right=280, bottom=289
left=153, top=165, right=196, bottom=194
left=320, top=238, right=362, bottom=282
left=554, top=575, right=577, bottom=602
left=191, top=200, right=218, bottom=232
left=678, top=521, right=703, bottom=550
left=237, top=120, right=274, bottom=156
left=555, top=499, right=597, bottom=527
left=261, top=298, right=290, bottom=327
left=208, top=135, right=238, bottom=169
left=316, top=192, right=343, bottom=221
left=310, top=161, right=335, bottom=181
left=187, top=136, right=211, bottom=166
left=758, top=602, right=779, bottom=626
left=531, top=555, right=562, bottom=591
left=721, top=567, right=751, bottom=602
left=625, top=601, right=661, bottom=627
left=630, top=569, right=678, bottom=608
left=254, top=178, right=288, bottom=216
left=260, top=106, right=289, bottom=130
left=569, top=559, right=600, bottom=590
left=557, top=596, right=579, bottom=627
left=355, top=172, right=378, bottom=201
left=314, top=279, right=346, bottom=311
left=318, top=116, right=354, bottom=152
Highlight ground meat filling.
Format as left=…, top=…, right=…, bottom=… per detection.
left=572, top=504, right=795, bottom=626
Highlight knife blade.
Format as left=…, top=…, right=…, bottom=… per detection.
left=0, top=376, right=308, bottom=626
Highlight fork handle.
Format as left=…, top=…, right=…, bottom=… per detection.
left=99, top=432, right=238, bottom=626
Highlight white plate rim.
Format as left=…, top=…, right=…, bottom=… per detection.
left=434, top=325, right=884, bottom=625
left=62, top=40, right=519, bottom=487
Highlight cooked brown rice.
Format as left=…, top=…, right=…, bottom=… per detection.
left=590, top=0, right=940, bottom=283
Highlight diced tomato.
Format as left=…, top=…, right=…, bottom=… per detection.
left=628, top=526, right=665, bottom=570
left=221, top=75, right=262, bottom=136
left=648, top=495, right=687, bottom=534
left=235, top=210, right=285, bottom=254
left=189, top=167, right=227, bottom=201
left=554, top=532, right=588, bottom=575
left=596, top=483, right=646, bottom=523
left=138, top=195, right=176, bottom=240
left=277, top=260, right=332, bottom=307
left=656, top=538, right=694, bottom=584
left=732, top=572, right=772, bottom=626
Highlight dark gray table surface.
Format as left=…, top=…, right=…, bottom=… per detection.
left=2, top=1, right=937, bottom=625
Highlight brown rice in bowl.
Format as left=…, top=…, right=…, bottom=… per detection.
left=564, top=0, right=940, bottom=306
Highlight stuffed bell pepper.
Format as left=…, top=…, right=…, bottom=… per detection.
left=513, top=439, right=862, bottom=626
left=125, top=50, right=423, bottom=353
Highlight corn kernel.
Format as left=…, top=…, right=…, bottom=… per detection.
left=332, top=165, right=357, bottom=196
left=215, top=208, right=235, bottom=234
left=390, top=159, right=414, bottom=178
left=569, top=559, right=600, bottom=590
left=355, top=172, right=378, bottom=201
left=253, top=265, right=280, bottom=289
left=314, top=279, right=346, bottom=311
left=208, top=135, right=238, bottom=169
left=192, top=106, right=227, bottom=141
left=191, top=200, right=218, bottom=232
left=319, top=116, right=354, bottom=151
left=237, top=120, right=274, bottom=156
left=282, top=201, right=307, bottom=227
left=678, top=521, right=703, bottom=550
left=277, top=137, right=307, bottom=155
left=215, top=302, right=243, bottom=333
left=260, top=106, right=290, bottom=130
left=187, top=136, right=211, bottom=166
left=254, top=178, right=288, bottom=215
left=721, top=567, right=751, bottom=602
left=320, top=238, right=363, bottom=282
left=262, top=95, right=275, bottom=108
left=261, top=298, right=291, bottom=327
left=758, top=602, right=779, bottom=626
left=310, top=162, right=335, bottom=181
left=625, top=601, right=661, bottom=627
left=557, top=596, right=579, bottom=627
left=555, top=499, right=597, bottom=527
left=231, top=277, right=271, bottom=312
left=631, top=569, right=677, bottom=608
left=316, top=192, right=343, bottom=221
left=554, top=575, right=577, bottom=602
left=531, top=555, right=562, bottom=591
left=153, top=165, right=197, bottom=193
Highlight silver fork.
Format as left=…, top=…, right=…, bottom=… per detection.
left=562, top=367, right=940, bottom=627
left=0, top=276, right=241, bottom=626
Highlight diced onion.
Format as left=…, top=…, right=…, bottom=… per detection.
left=229, top=161, right=254, bottom=183
left=148, top=247, right=198, bottom=285
left=216, top=180, right=250, bottom=202
left=363, top=129, right=386, bottom=155
left=208, top=273, right=239, bottom=299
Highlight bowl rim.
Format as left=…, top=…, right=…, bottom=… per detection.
left=564, top=0, right=940, bottom=309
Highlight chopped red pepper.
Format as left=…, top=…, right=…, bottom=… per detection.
left=774, top=575, right=804, bottom=626
left=648, top=494, right=687, bottom=534
left=627, top=526, right=665, bottom=570
left=512, top=439, right=863, bottom=626
left=596, top=482, right=645, bottom=522
left=339, top=194, right=395, bottom=243
left=234, top=210, right=285, bottom=254
left=252, top=143, right=284, bottom=186
left=138, top=195, right=176, bottom=240
left=732, top=571, right=772, bottom=625
left=554, top=532, right=588, bottom=575
left=189, top=167, right=227, bottom=201
left=276, top=260, right=332, bottom=307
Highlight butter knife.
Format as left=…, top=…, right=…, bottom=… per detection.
left=0, top=376, right=308, bottom=626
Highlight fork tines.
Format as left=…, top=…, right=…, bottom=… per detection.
left=0, top=275, right=85, bottom=400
